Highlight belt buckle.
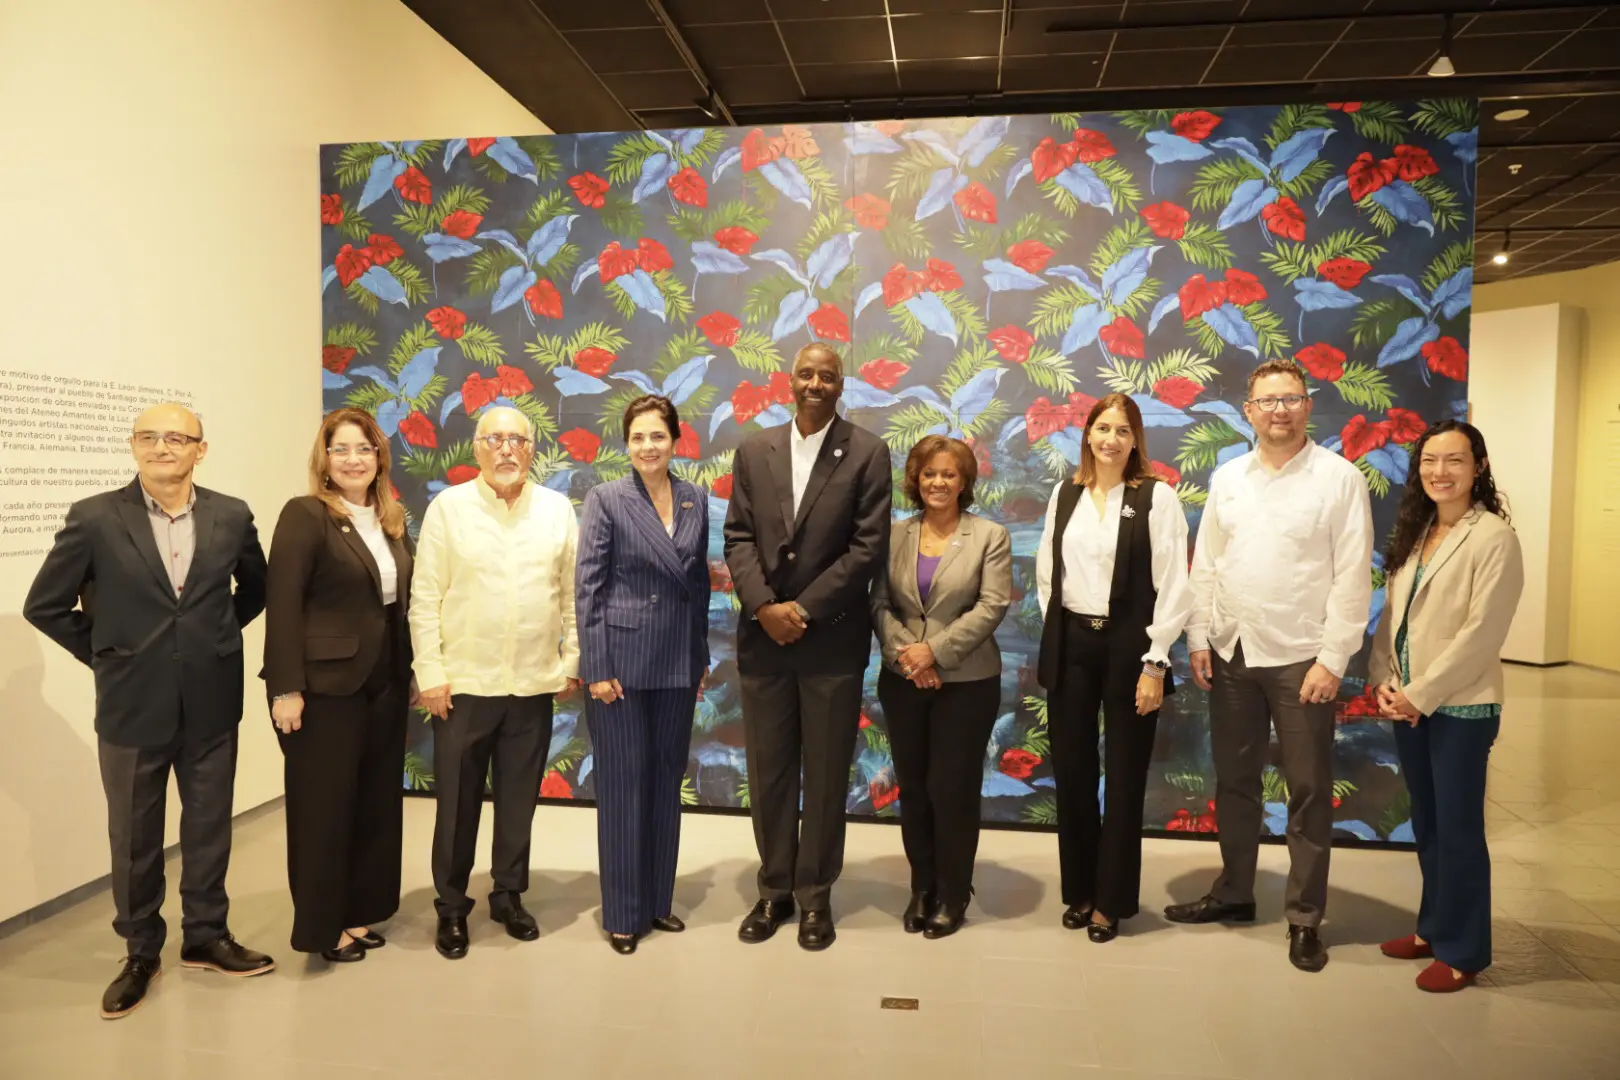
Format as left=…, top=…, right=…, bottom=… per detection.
left=1088, top=617, right=1106, bottom=632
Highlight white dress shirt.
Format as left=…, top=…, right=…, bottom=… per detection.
left=1035, top=480, right=1193, bottom=665
left=1185, top=441, right=1374, bottom=676
left=789, top=416, right=832, bottom=517
left=409, top=476, right=579, bottom=696
left=343, top=499, right=398, bottom=605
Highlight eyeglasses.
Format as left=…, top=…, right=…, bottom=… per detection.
left=133, top=431, right=202, bottom=449
left=1247, top=394, right=1308, bottom=412
left=476, top=434, right=532, bottom=451
left=327, top=444, right=377, bottom=459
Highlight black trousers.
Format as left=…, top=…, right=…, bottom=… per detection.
left=276, top=614, right=407, bottom=953
left=1049, top=616, right=1160, bottom=919
left=739, top=670, right=863, bottom=910
left=98, top=724, right=238, bottom=959
left=877, top=669, right=999, bottom=905
left=431, top=693, right=553, bottom=919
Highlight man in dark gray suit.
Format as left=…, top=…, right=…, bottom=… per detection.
left=724, top=344, right=891, bottom=950
left=25, top=403, right=273, bottom=1019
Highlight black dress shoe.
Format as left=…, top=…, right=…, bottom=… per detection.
left=179, top=935, right=276, bottom=977
left=798, top=909, right=836, bottom=950
left=1288, top=925, right=1329, bottom=972
left=1086, top=916, right=1119, bottom=943
left=491, top=903, right=540, bottom=942
left=348, top=930, right=386, bottom=950
left=609, top=933, right=638, bottom=955
left=903, top=892, right=934, bottom=934
left=100, top=956, right=160, bottom=1019
left=436, top=915, right=469, bottom=960
left=922, top=899, right=967, bottom=939
left=650, top=915, right=685, bottom=933
left=320, top=941, right=367, bottom=963
left=737, top=899, right=795, bottom=943
left=1163, top=895, right=1257, bottom=925
left=1061, top=905, right=1093, bottom=930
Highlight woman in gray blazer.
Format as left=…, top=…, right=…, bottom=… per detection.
left=1369, top=420, right=1523, bottom=993
left=871, top=435, right=1011, bottom=938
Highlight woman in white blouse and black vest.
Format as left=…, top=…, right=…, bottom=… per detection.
left=1036, top=393, right=1191, bottom=942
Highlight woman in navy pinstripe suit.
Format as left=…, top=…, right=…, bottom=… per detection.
left=575, top=395, right=710, bottom=955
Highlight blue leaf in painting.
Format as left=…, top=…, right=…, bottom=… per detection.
left=400, top=141, right=424, bottom=156
left=689, top=241, right=750, bottom=276
left=632, top=152, right=677, bottom=203
left=1215, top=441, right=1250, bottom=466
left=1388, top=820, right=1415, bottom=843
left=1432, top=267, right=1473, bottom=320
left=1368, top=274, right=1433, bottom=315
left=806, top=232, right=858, bottom=290
left=915, top=166, right=964, bottom=221
left=442, top=138, right=467, bottom=171
left=1004, top=159, right=1033, bottom=199
left=1293, top=278, right=1364, bottom=312
left=711, top=146, right=743, bottom=182
left=1269, top=127, right=1333, bottom=183
left=475, top=229, right=528, bottom=263
left=422, top=233, right=483, bottom=263
left=1045, top=264, right=1103, bottom=300
left=855, top=280, right=885, bottom=318
left=526, top=214, right=578, bottom=267
left=1315, top=174, right=1350, bottom=216
left=896, top=385, right=950, bottom=416
left=902, top=129, right=962, bottom=166
left=1148, top=292, right=1181, bottom=334
left=1364, top=445, right=1409, bottom=485
left=997, top=415, right=1027, bottom=447
left=1369, top=586, right=1387, bottom=638
left=1335, top=820, right=1381, bottom=842
left=1377, top=316, right=1442, bottom=367
left=1445, top=128, right=1478, bottom=165
left=981, top=258, right=1046, bottom=293
left=1053, top=163, right=1113, bottom=212
left=956, top=115, right=1010, bottom=168
left=1216, top=178, right=1278, bottom=230
left=757, top=158, right=814, bottom=209
left=1144, top=131, right=1214, bottom=164
left=903, top=292, right=960, bottom=344
left=571, top=259, right=600, bottom=294
left=754, top=404, right=792, bottom=428
left=707, top=400, right=735, bottom=439
left=438, top=391, right=463, bottom=425
left=771, top=289, right=819, bottom=340
left=321, top=264, right=337, bottom=292
left=950, top=368, right=1005, bottom=429
left=1209, top=136, right=1268, bottom=175
left=616, top=268, right=668, bottom=321
left=1189, top=400, right=1255, bottom=442
left=357, top=154, right=405, bottom=211
left=487, top=137, right=538, bottom=182
left=398, top=347, right=441, bottom=398
left=611, top=371, right=658, bottom=395
left=1059, top=302, right=1110, bottom=355
left=1201, top=303, right=1261, bottom=355
left=554, top=368, right=612, bottom=397
left=841, top=378, right=902, bottom=410
left=660, top=354, right=712, bottom=405
left=347, top=365, right=398, bottom=394
left=844, top=123, right=903, bottom=156
left=491, top=265, right=538, bottom=314
left=322, top=369, right=350, bottom=390
left=1101, top=245, right=1160, bottom=308
left=1046, top=429, right=1084, bottom=465
left=981, top=772, right=1034, bottom=798
left=1131, top=393, right=1195, bottom=428
left=374, top=399, right=409, bottom=438
left=644, top=130, right=676, bottom=154
left=355, top=265, right=409, bottom=306
left=1368, top=180, right=1435, bottom=236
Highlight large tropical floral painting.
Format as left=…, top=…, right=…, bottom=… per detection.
left=321, top=100, right=1478, bottom=841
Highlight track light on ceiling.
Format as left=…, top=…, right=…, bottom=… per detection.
left=1428, top=14, right=1456, bottom=77
left=1492, top=231, right=1511, bottom=265
left=693, top=88, right=720, bottom=122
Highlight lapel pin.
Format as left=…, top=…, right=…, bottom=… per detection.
left=1121, top=505, right=1137, bottom=519
left=833, top=448, right=843, bottom=458
left=680, top=501, right=693, bottom=509
left=342, top=525, right=352, bottom=532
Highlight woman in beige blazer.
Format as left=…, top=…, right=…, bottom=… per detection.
left=871, top=435, right=1011, bottom=939
left=1368, top=420, right=1523, bottom=994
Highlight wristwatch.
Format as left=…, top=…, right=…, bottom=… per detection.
left=1142, top=659, right=1170, bottom=679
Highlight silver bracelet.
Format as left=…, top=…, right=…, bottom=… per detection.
left=1141, top=665, right=1166, bottom=680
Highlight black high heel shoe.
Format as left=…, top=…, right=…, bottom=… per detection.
left=1086, top=915, right=1119, bottom=943
left=609, top=933, right=638, bottom=955
left=922, top=897, right=968, bottom=939
left=902, top=891, right=934, bottom=934
left=1062, top=905, right=1094, bottom=930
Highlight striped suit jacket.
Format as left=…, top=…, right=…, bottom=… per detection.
left=576, top=473, right=710, bottom=690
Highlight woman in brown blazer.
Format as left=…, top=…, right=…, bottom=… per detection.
left=264, top=408, right=414, bottom=962
left=1368, top=420, right=1523, bottom=993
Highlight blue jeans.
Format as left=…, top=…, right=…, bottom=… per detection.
left=1393, top=711, right=1501, bottom=972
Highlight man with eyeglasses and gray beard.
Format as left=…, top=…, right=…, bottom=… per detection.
left=409, top=406, right=580, bottom=960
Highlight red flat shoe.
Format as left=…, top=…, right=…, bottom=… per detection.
left=1415, top=960, right=1476, bottom=993
left=1381, top=934, right=1434, bottom=960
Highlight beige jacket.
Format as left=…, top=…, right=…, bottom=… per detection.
left=1368, top=506, right=1524, bottom=716
left=870, top=512, right=1011, bottom=683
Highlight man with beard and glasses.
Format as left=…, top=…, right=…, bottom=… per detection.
left=1166, top=358, right=1373, bottom=973
left=724, top=343, right=891, bottom=950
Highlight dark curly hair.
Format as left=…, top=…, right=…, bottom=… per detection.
left=902, top=434, right=976, bottom=511
left=1384, top=420, right=1509, bottom=572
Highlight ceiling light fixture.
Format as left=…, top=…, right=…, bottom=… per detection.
left=1492, top=231, right=1511, bottom=265
left=1494, top=107, right=1530, bottom=122
left=693, top=88, right=719, bottom=122
left=1428, top=14, right=1456, bottom=77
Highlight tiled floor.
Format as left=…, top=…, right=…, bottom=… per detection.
left=2, top=663, right=1619, bottom=1079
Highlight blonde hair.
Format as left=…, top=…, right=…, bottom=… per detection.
left=307, top=409, right=406, bottom=539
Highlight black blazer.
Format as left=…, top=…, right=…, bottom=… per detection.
left=723, top=414, right=891, bottom=675
left=23, top=479, right=267, bottom=748
left=262, top=496, right=414, bottom=698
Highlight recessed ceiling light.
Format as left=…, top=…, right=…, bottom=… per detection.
left=1495, top=108, right=1531, bottom=121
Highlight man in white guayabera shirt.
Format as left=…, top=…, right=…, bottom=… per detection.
left=410, top=406, right=580, bottom=961
left=1165, top=358, right=1373, bottom=975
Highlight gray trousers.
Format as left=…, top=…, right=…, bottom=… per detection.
left=431, top=694, right=554, bottom=919
left=98, top=727, right=239, bottom=959
left=1209, top=643, right=1336, bottom=927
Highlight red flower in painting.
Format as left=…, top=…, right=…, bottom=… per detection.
left=1392, top=144, right=1440, bottom=182
left=844, top=193, right=891, bottom=230
left=425, top=306, right=467, bottom=340
left=1386, top=407, right=1426, bottom=444
left=1006, top=239, right=1055, bottom=274
left=568, top=172, right=609, bottom=208
left=1025, top=397, right=1072, bottom=441
left=1140, top=201, right=1190, bottom=240
left=1348, top=152, right=1398, bottom=201
left=882, top=262, right=925, bottom=308
left=1030, top=136, right=1079, bottom=183
left=921, top=258, right=963, bottom=293
left=467, top=137, right=497, bottom=157
left=447, top=464, right=480, bottom=486
left=598, top=241, right=640, bottom=282
left=1067, top=391, right=1099, bottom=420
left=526, top=279, right=563, bottom=319
left=365, top=234, right=403, bottom=267
left=1178, top=274, right=1228, bottom=320
left=440, top=209, right=483, bottom=239
left=1317, top=257, right=1372, bottom=290
left=540, top=770, right=572, bottom=799
left=713, top=225, right=759, bottom=255
left=674, top=422, right=700, bottom=459
left=1172, top=110, right=1222, bottom=141
left=559, top=428, right=601, bottom=463
left=1223, top=268, right=1267, bottom=307
left=730, top=381, right=771, bottom=424
left=320, top=193, right=344, bottom=225
left=954, top=182, right=997, bottom=223
left=1296, top=343, right=1347, bottom=382
left=1326, top=102, right=1362, bottom=113
left=393, top=166, right=431, bottom=204
left=999, top=748, right=1041, bottom=780
left=708, top=559, right=734, bottom=593
left=461, top=372, right=498, bottom=413
left=1261, top=197, right=1306, bottom=242
left=1154, top=376, right=1203, bottom=410
left=1422, top=337, right=1468, bottom=380
left=869, top=777, right=900, bottom=811
left=1100, top=317, right=1145, bottom=359
left=321, top=345, right=354, bottom=374
left=1337, top=688, right=1382, bottom=723
left=494, top=365, right=533, bottom=398
left=766, top=371, right=794, bottom=404
left=807, top=303, right=850, bottom=342
left=667, top=167, right=708, bottom=207
left=860, top=357, right=910, bottom=390
left=573, top=346, right=616, bottom=377
left=334, top=243, right=373, bottom=287
left=1071, top=127, right=1116, bottom=163
left=1150, top=460, right=1182, bottom=485
left=966, top=435, right=993, bottom=478
left=398, top=411, right=437, bottom=449
left=710, top=473, right=733, bottom=500
left=1341, top=415, right=1392, bottom=461
left=989, top=325, right=1035, bottom=364
left=776, top=126, right=821, bottom=159
left=739, top=128, right=782, bottom=172
left=635, top=237, right=673, bottom=273
left=697, top=311, right=741, bottom=348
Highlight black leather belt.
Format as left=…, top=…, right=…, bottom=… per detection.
left=1063, top=611, right=1110, bottom=632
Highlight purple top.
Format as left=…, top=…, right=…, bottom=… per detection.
left=917, top=553, right=943, bottom=603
